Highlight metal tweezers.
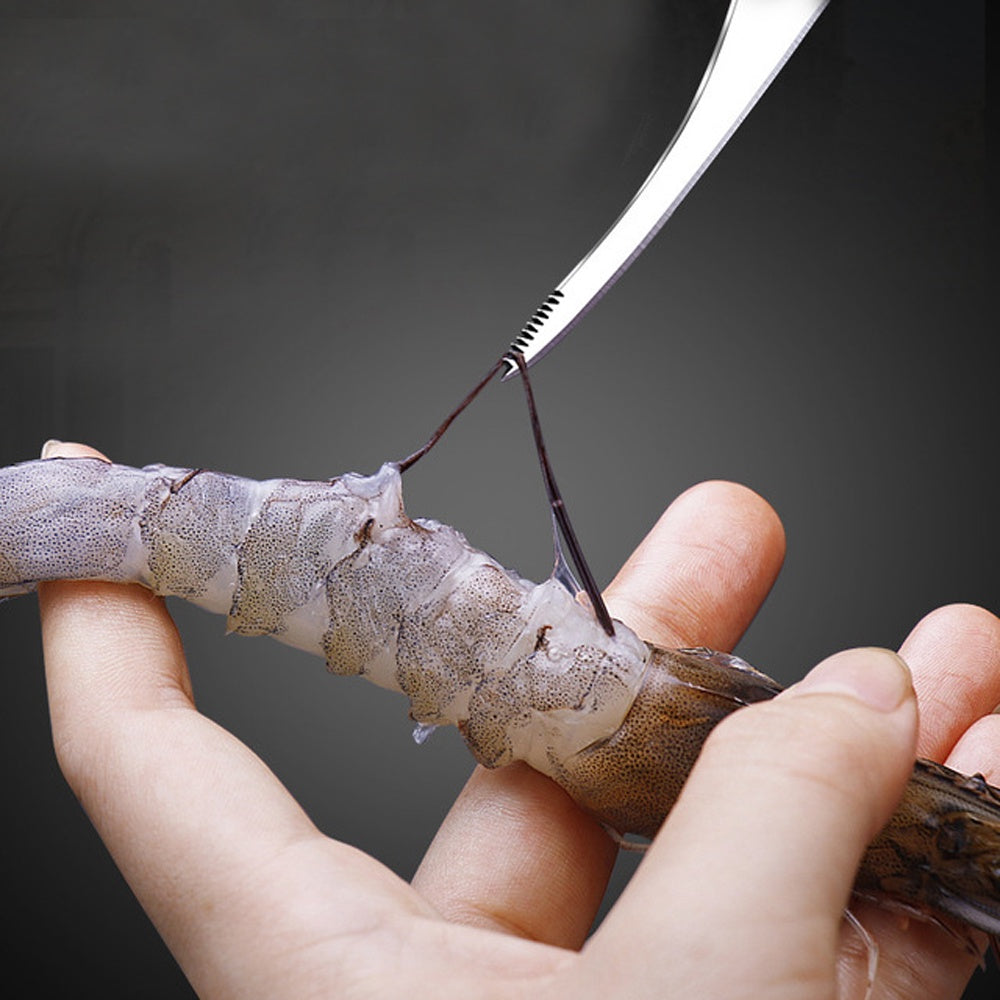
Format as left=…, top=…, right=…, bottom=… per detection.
left=504, top=0, right=830, bottom=377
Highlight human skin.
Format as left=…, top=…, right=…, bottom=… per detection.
left=37, top=441, right=1000, bottom=999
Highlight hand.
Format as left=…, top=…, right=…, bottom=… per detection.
left=39, top=441, right=999, bottom=998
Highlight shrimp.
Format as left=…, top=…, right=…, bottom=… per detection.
left=1, top=450, right=998, bottom=948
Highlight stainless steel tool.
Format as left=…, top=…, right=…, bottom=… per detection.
left=503, top=0, right=830, bottom=377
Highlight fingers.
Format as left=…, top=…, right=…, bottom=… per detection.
left=40, top=439, right=109, bottom=462
left=582, top=649, right=918, bottom=998
left=603, top=479, right=786, bottom=651
left=414, top=481, right=786, bottom=948
left=899, top=603, right=1000, bottom=761
left=39, top=442, right=431, bottom=995
left=831, top=604, right=1000, bottom=999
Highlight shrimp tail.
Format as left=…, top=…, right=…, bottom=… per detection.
left=856, top=758, right=1000, bottom=937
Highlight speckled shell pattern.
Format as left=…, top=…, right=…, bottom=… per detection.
left=0, top=456, right=650, bottom=786
left=2, top=456, right=999, bottom=938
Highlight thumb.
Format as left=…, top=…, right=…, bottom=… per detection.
left=586, top=648, right=918, bottom=999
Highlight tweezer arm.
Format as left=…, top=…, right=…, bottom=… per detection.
left=503, top=0, right=829, bottom=378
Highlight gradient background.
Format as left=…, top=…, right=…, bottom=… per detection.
left=0, top=2, right=992, bottom=995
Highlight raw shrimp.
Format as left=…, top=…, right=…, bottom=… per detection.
left=1, top=451, right=998, bottom=946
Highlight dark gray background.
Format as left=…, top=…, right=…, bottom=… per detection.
left=0, top=2, right=992, bottom=996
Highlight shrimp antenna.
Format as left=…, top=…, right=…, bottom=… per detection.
left=396, top=355, right=507, bottom=473
left=509, top=351, right=615, bottom=637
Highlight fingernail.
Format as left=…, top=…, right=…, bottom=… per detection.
left=41, top=439, right=63, bottom=459
left=792, top=647, right=913, bottom=713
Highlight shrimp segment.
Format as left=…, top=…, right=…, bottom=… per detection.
left=1, top=455, right=998, bottom=941
left=0, top=456, right=647, bottom=777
